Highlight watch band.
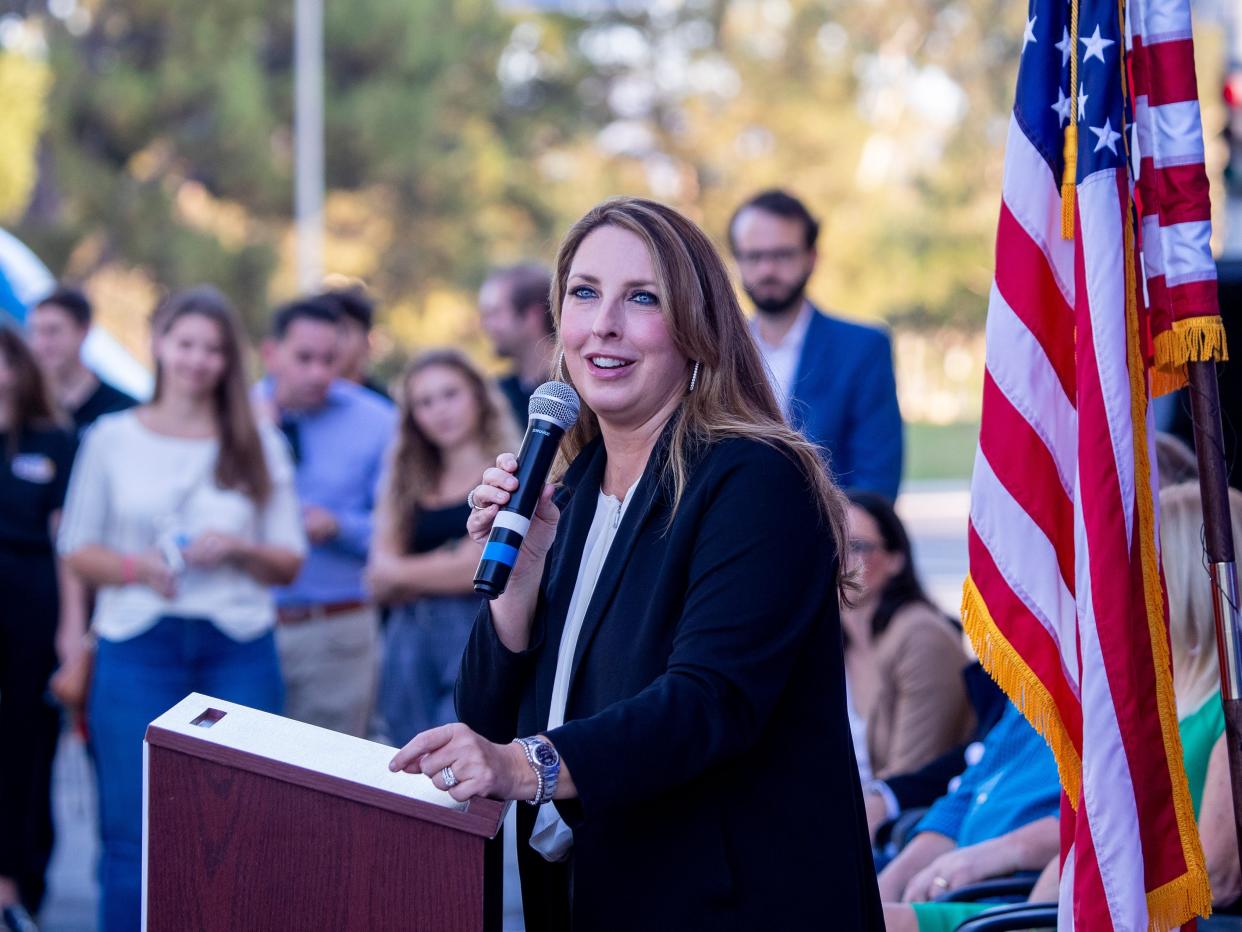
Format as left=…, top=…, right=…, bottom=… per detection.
left=515, top=736, right=559, bottom=805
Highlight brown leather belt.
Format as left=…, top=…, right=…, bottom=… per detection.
left=276, top=600, right=367, bottom=625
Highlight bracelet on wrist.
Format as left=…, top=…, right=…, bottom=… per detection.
left=514, top=736, right=560, bottom=806
left=121, top=554, right=137, bottom=585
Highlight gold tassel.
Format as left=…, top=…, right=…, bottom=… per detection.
left=1061, top=126, right=1079, bottom=240
left=1062, top=0, right=1080, bottom=240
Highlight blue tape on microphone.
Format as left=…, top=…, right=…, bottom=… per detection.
left=482, top=541, right=520, bottom=567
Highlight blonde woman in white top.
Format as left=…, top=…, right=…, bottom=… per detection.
left=58, top=286, right=305, bottom=932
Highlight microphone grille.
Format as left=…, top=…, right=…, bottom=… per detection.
left=528, top=381, right=581, bottom=431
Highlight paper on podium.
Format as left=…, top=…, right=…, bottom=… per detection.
left=146, top=692, right=465, bottom=812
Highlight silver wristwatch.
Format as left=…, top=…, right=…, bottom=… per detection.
left=514, top=736, right=560, bottom=805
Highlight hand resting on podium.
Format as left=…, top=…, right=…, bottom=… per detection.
left=389, top=722, right=576, bottom=804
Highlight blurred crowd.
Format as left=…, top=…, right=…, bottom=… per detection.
left=0, top=187, right=1235, bottom=932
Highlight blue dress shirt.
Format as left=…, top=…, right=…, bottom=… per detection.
left=915, top=701, right=1060, bottom=847
left=257, top=379, right=395, bottom=607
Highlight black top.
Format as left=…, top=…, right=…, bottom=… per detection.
left=72, top=379, right=137, bottom=436
left=360, top=376, right=390, bottom=401
left=0, top=425, right=76, bottom=551
left=498, top=374, right=533, bottom=431
left=408, top=501, right=471, bottom=555
left=457, top=431, right=884, bottom=931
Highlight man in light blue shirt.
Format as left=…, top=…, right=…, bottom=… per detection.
left=256, top=296, right=395, bottom=736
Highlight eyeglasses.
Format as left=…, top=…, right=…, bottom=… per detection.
left=847, top=539, right=882, bottom=557
left=734, top=247, right=807, bottom=267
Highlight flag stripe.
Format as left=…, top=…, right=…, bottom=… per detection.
left=981, top=372, right=1076, bottom=585
left=1137, top=162, right=1212, bottom=224
left=968, top=526, right=1083, bottom=736
left=994, top=206, right=1078, bottom=399
left=1134, top=99, right=1207, bottom=169
left=1001, top=116, right=1077, bottom=303
left=985, top=284, right=1079, bottom=485
left=1132, top=38, right=1199, bottom=105
left=1072, top=219, right=1150, bottom=931
left=970, top=454, right=1080, bottom=691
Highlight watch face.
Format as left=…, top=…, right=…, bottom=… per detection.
left=533, top=743, right=559, bottom=768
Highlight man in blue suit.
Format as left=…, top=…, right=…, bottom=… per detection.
left=729, top=190, right=903, bottom=500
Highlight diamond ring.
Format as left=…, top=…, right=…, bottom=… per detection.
left=441, top=766, right=458, bottom=788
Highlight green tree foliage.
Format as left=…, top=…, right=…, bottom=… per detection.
left=14, top=0, right=1027, bottom=340
left=0, top=49, right=50, bottom=221
left=506, top=0, right=1025, bottom=328
left=16, top=0, right=589, bottom=332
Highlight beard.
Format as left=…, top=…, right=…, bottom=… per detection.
left=743, top=271, right=812, bottom=317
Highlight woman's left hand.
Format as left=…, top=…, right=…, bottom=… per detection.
left=388, top=723, right=533, bottom=803
left=183, top=531, right=244, bottom=568
left=902, top=843, right=1003, bottom=902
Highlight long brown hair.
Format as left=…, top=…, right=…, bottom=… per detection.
left=0, top=326, right=61, bottom=456
left=151, top=286, right=272, bottom=503
left=387, top=348, right=519, bottom=544
left=550, top=197, right=850, bottom=592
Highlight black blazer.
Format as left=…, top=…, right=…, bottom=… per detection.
left=457, top=432, right=884, bottom=931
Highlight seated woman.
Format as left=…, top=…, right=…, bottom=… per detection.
left=845, top=492, right=974, bottom=779
left=881, top=479, right=1241, bottom=931
left=366, top=349, right=518, bottom=744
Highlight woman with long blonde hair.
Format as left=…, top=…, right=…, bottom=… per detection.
left=389, top=198, right=882, bottom=930
left=366, top=349, right=518, bottom=743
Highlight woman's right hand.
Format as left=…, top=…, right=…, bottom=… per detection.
left=133, top=551, right=178, bottom=599
left=466, top=453, right=561, bottom=573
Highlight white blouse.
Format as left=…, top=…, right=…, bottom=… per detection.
left=530, top=479, right=641, bottom=862
left=57, top=411, right=307, bottom=642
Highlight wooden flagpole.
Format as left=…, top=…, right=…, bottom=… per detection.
left=1187, top=359, right=1242, bottom=859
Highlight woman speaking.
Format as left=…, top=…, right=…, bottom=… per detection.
left=389, top=198, right=883, bottom=930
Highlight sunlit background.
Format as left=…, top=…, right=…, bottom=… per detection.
left=0, top=0, right=1234, bottom=479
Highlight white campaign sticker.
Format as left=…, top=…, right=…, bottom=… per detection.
left=11, top=453, right=55, bottom=484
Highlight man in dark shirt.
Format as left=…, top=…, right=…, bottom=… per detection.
left=27, top=287, right=137, bottom=434
left=478, top=263, right=554, bottom=428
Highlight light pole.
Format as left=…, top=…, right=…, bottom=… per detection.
left=294, top=0, right=324, bottom=292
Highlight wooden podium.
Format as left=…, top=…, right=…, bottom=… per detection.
left=143, top=693, right=506, bottom=932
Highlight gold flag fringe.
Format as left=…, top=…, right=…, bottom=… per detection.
left=961, top=576, right=1082, bottom=807
left=1148, top=872, right=1214, bottom=932
left=1151, top=316, right=1229, bottom=397
left=1161, top=315, right=1230, bottom=364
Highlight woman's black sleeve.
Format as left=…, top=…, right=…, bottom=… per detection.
left=455, top=600, right=546, bottom=744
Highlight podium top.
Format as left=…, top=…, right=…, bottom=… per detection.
left=145, top=693, right=505, bottom=839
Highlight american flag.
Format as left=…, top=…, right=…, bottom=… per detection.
left=962, top=0, right=1223, bottom=923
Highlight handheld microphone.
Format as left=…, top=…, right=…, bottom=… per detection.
left=474, top=381, right=580, bottom=599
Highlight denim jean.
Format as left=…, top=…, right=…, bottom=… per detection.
left=376, top=595, right=479, bottom=746
left=88, top=615, right=283, bottom=932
